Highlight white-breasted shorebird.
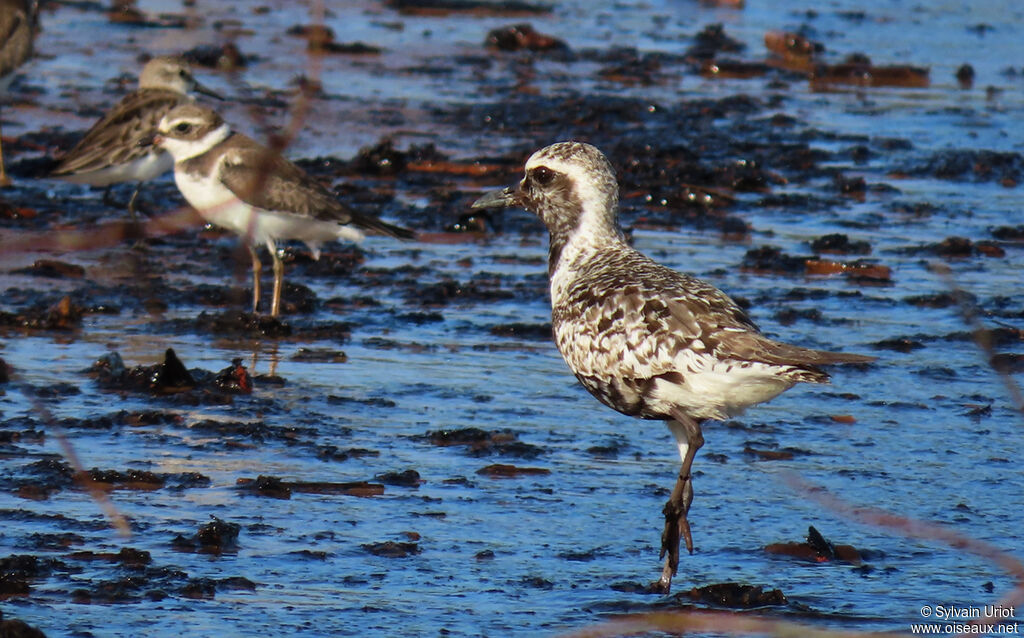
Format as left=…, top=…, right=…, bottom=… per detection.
left=153, top=103, right=415, bottom=317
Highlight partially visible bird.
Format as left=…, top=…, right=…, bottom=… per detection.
left=473, top=141, right=873, bottom=593
left=0, top=0, right=36, bottom=187
left=153, top=103, right=415, bottom=317
left=50, top=55, right=222, bottom=215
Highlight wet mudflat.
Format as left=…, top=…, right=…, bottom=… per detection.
left=1, top=0, right=1023, bottom=636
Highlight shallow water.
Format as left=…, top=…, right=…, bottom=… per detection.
left=1, top=0, right=1023, bottom=636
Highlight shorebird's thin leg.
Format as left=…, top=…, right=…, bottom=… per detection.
left=125, top=183, right=149, bottom=249
left=650, top=412, right=704, bottom=594
left=248, top=245, right=262, bottom=314
left=0, top=116, right=10, bottom=187
left=102, top=185, right=117, bottom=207
left=269, top=241, right=284, bottom=318
left=126, top=183, right=142, bottom=222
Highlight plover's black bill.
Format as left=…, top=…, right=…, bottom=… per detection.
left=194, top=80, right=224, bottom=101
left=471, top=186, right=517, bottom=210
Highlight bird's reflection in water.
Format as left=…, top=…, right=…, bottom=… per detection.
left=250, top=342, right=280, bottom=378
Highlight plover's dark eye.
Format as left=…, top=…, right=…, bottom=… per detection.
left=174, top=122, right=191, bottom=134
left=532, top=166, right=555, bottom=186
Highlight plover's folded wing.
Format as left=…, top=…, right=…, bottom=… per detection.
left=218, top=137, right=415, bottom=240
left=710, top=331, right=875, bottom=370
left=557, top=246, right=873, bottom=393
left=559, top=256, right=750, bottom=365
left=52, top=89, right=184, bottom=176
left=658, top=273, right=874, bottom=375
left=217, top=139, right=336, bottom=215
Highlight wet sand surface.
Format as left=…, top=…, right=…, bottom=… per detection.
left=1, top=0, right=1023, bottom=635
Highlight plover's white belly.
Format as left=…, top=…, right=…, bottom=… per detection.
left=60, top=151, right=174, bottom=187
left=175, top=170, right=365, bottom=251
left=647, top=359, right=796, bottom=420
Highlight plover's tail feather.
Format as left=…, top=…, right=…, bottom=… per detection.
left=350, top=212, right=416, bottom=240
left=757, top=339, right=874, bottom=384
left=712, top=332, right=874, bottom=384
left=764, top=341, right=875, bottom=366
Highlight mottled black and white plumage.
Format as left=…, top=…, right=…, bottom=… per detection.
left=154, top=103, right=415, bottom=317
left=473, top=141, right=873, bottom=593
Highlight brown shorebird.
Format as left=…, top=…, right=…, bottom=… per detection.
left=153, top=103, right=415, bottom=317
left=51, top=55, right=222, bottom=215
left=473, top=141, right=873, bottom=593
left=0, top=0, right=35, bottom=187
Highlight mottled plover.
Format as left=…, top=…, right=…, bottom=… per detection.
left=473, top=141, right=873, bottom=593
left=51, top=55, right=222, bottom=213
left=0, top=0, right=36, bottom=187
left=153, top=103, right=415, bottom=317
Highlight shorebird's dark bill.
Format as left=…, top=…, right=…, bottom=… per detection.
left=471, top=186, right=516, bottom=209
left=195, top=81, right=224, bottom=101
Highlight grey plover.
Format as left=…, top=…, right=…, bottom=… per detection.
left=51, top=55, right=222, bottom=214
left=473, top=141, right=873, bottom=593
left=153, top=103, right=415, bottom=317
left=0, top=0, right=36, bottom=187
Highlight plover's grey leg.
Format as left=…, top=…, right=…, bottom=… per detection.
left=0, top=117, right=10, bottom=187
left=651, top=412, right=704, bottom=594
left=102, top=185, right=118, bottom=207
left=126, top=183, right=142, bottom=221
left=248, top=245, right=262, bottom=314
left=268, top=240, right=284, bottom=318
left=125, top=183, right=151, bottom=249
